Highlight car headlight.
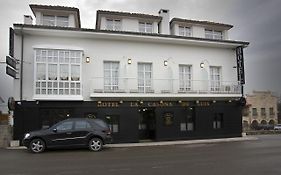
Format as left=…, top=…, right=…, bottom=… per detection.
left=24, top=133, right=30, bottom=139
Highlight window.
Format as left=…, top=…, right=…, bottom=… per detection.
left=179, top=65, right=192, bottom=91
left=74, top=121, right=91, bottom=130
left=56, top=121, right=73, bottom=131
left=180, top=108, right=195, bottom=131
left=187, top=115, right=194, bottom=131
left=213, top=113, right=223, bottom=129
left=210, top=66, right=221, bottom=91
left=104, top=61, right=119, bottom=91
left=138, top=63, right=152, bottom=93
left=35, top=49, right=82, bottom=96
left=179, top=26, right=191, bottom=36
left=43, top=15, right=69, bottom=27
left=105, top=115, right=119, bottom=133
left=106, top=19, right=121, bottom=31
left=43, top=15, right=55, bottom=26
left=261, top=108, right=266, bottom=116
left=252, top=108, right=258, bottom=116
left=270, top=108, right=274, bottom=115
left=180, top=114, right=195, bottom=131
left=56, top=16, right=69, bottom=27
left=205, top=29, right=223, bottom=40
left=139, top=22, right=153, bottom=33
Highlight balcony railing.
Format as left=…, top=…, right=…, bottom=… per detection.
left=90, top=77, right=241, bottom=95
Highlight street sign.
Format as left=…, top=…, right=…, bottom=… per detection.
left=9, top=27, right=14, bottom=57
left=236, top=46, right=245, bottom=85
left=6, top=66, right=17, bottom=78
left=6, top=55, right=17, bottom=70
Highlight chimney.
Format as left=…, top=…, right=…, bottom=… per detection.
left=24, top=15, right=33, bottom=25
left=158, top=9, right=170, bottom=35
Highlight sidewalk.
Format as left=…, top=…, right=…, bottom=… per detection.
left=6, top=136, right=258, bottom=150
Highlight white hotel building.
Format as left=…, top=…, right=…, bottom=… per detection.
left=8, top=4, right=249, bottom=143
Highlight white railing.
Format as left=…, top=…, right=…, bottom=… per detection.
left=90, top=77, right=241, bottom=95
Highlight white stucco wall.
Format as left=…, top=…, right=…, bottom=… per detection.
left=12, top=30, right=238, bottom=101
left=33, top=11, right=76, bottom=27
left=100, top=16, right=159, bottom=33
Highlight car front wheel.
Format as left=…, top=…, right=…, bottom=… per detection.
left=89, top=138, right=103, bottom=152
left=29, top=138, right=46, bottom=153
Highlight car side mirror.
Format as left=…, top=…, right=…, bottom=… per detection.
left=53, top=128, right=57, bottom=133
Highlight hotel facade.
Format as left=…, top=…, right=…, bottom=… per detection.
left=7, top=4, right=249, bottom=143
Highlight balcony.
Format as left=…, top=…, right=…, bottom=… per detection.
left=90, top=77, right=241, bottom=99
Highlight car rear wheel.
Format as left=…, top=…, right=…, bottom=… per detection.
left=89, top=138, right=103, bottom=151
left=29, top=138, right=45, bottom=153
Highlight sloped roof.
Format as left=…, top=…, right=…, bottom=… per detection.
left=170, top=18, right=233, bottom=30
left=97, top=10, right=162, bottom=20
left=13, top=24, right=250, bottom=47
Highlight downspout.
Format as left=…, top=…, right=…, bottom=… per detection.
left=20, top=27, right=24, bottom=101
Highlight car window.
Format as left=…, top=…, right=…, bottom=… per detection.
left=93, top=119, right=108, bottom=128
left=75, top=120, right=91, bottom=129
left=56, top=121, right=73, bottom=131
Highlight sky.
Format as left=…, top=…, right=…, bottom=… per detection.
left=0, top=0, right=281, bottom=109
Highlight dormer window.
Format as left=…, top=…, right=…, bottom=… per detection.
left=106, top=19, right=121, bottom=31
left=179, top=26, right=191, bottom=37
left=139, top=22, right=153, bottom=33
left=205, top=29, right=223, bottom=40
left=42, top=15, right=69, bottom=27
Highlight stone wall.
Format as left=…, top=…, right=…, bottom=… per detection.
left=0, top=125, right=12, bottom=148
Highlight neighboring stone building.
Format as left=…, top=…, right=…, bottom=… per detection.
left=243, top=91, right=278, bottom=130
left=277, top=97, right=281, bottom=123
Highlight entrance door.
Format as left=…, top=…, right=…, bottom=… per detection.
left=139, top=108, right=156, bottom=141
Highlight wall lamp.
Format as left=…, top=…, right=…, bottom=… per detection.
left=86, top=57, right=90, bottom=63
left=127, top=58, right=132, bottom=64
left=200, top=59, right=210, bottom=68
left=200, top=62, right=205, bottom=68
left=164, top=60, right=168, bottom=66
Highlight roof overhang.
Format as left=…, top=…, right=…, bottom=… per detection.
left=13, top=24, right=249, bottom=49
left=170, top=18, right=233, bottom=31
left=89, top=93, right=242, bottom=101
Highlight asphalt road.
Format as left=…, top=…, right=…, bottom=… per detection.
left=1, top=135, right=281, bottom=175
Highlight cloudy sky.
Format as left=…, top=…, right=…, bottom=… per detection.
left=0, top=0, right=281, bottom=106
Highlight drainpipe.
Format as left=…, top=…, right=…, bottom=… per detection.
left=20, top=27, right=24, bottom=101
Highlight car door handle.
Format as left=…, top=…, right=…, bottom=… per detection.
left=66, top=132, right=72, bottom=135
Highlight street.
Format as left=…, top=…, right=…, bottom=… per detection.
left=1, top=135, right=281, bottom=175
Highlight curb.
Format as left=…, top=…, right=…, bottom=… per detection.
left=6, top=146, right=26, bottom=150
left=105, top=136, right=258, bottom=148
left=6, top=136, right=258, bottom=150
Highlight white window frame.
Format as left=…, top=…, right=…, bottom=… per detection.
left=139, top=22, right=153, bottom=33
left=210, top=66, right=221, bottom=92
left=106, top=19, right=122, bottom=31
left=138, top=63, right=153, bottom=93
left=42, top=15, right=69, bottom=27
left=179, top=65, right=192, bottom=91
left=34, top=49, right=82, bottom=100
left=103, top=61, right=120, bottom=91
left=205, top=29, right=223, bottom=40
left=179, top=26, right=192, bottom=37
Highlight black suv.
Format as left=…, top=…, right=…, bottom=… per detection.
left=22, top=118, right=112, bottom=153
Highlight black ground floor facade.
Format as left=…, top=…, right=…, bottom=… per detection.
left=13, top=100, right=243, bottom=143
